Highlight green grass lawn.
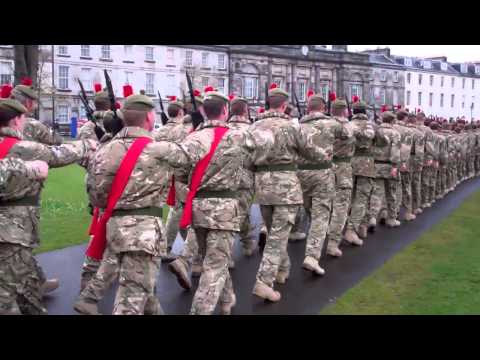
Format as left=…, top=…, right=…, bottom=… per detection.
left=36, top=165, right=170, bottom=254
left=322, top=189, right=480, bottom=315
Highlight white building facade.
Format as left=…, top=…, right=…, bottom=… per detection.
left=392, top=55, right=480, bottom=120
left=36, top=45, right=229, bottom=127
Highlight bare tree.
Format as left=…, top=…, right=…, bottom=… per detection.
left=14, top=45, right=39, bottom=86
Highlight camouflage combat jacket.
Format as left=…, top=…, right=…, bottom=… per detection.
left=227, top=115, right=254, bottom=192
left=23, top=117, right=63, bottom=145
left=350, top=114, right=376, bottom=178
left=88, top=126, right=173, bottom=256
left=0, top=158, right=44, bottom=201
left=245, top=111, right=329, bottom=205
left=160, top=119, right=250, bottom=231
left=77, top=110, right=111, bottom=141
left=418, top=123, right=436, bottom=166
left=435, top=131, right=448, bottom=167
left=373, top=123, right=401, bottom=179
left=407, top=123, right=425, bottom=171
left=0, top=127, right=94, bottom=248
left=395, top=121, right=414, bottom=172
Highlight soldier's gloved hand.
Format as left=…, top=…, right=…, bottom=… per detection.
left=94, top=125, right=106, bottom=141
left=391, top=167, right=398, bottom=178
left=26, top=160, right=49, bottom=180
left=191, top=111, right=204, bottom=130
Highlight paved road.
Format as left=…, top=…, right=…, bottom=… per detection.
left=38, top=177, right=480, bottom=315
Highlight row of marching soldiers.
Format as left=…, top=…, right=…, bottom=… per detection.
left=0, top=78, right=478, bottom=315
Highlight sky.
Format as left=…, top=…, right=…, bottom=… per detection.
left=347, top=45, right=480, bottom=63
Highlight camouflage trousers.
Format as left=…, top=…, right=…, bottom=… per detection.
left=327, top=163, right=353, bottom=246
left=401, top=172, right=413, bottom=213
left=411, top=166, right=423, bottom=211
left=475, top=155, right=480, bottom=175
left=165, top=203, right=188, bottom=250
left=80, top=236, right=101, bottom=290
left=369, top=180, right=385, bottom=221
left=468, top=156, right=476, bottom=178
left=190, top=228, right=235, bottom=315
left=436, top=167, right=447, bottom=198
left=395, top=173, right=403, bottom=218
left=256, top=205, right=298, bottom=287
left=290, top=206, right=310, bottom=236
left=303, top=170, right=335, bottom=261
left=347, top=176, right=375, bottom=234
left=238, top=189, right=256, bottom=251
left=79, top=248, right=162, bottom=315
left=421, top=166, right=436, bottom=205
left=371, top=178, right=398, bottom=220
left=176, top=228, right=202, bottom=269
left=0, top=243, right=47, bottom=315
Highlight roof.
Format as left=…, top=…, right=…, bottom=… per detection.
left=391, top=55, right=460, bottom=75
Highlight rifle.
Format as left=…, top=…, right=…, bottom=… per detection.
left=264, top=82, right=270, bottom=110
left=157, top=91, right=169, bottom=126
left=327, top=91, right=332, bottom=116
left=346, top=97, right=352, bottom=121
left=292, top=82, right=303, bottom=118
left=186, top=71, right=203, bottom=130
left=77, top=79, right=95, bottom=123
left=103, top=70, right=124, bottom=137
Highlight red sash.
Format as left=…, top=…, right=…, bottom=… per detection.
left=179, top=127, right=229, bottom=229
left=0, top=137, right=20, bottom=159
left=86, top=137, right=152, bottom=260
left=165, top=126, right=196, bottom=207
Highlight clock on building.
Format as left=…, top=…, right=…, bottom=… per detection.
left=301, top=46, right=309, bottom=57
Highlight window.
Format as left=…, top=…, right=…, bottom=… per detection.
left=145, top=73, right=155, bottom=94
left=0, top=61, right=12, bottom=84
left=101, top=45, right=111, bottom=60
left=166, top=48, right=174, bottom=62
left=393, top=90, right=398, bottom=105
left=441, top=62, right=448, bottom=71
left=350, top=84, right=361, bottom=99
left=451, top=94, right=455, bottom=108
left=406, top=91, right=411, bottom=106
left=79, top=105, right=86, bottom=120
left=217, top=78, right=225, bottom=94
left=441, top=76, right=444, bottom=87
left=393, top=71, right=399, bottom=82
left=145, top=46, right=154, bottom=61
left=217, top=54, right=226, bottom=70
left=423, top=60, right=431, bottom=69
left=380, top=71, right=386, bottom=81
left=124, top=71, right=133, bottom=85
left=418, top=92, right=422, bottom=106
left=451, top=77, right=455, bottom=87
left=429, top=93, right=433, bottom=107
left=476, top=66, right=480, bottom=75
left=58, top=65, right=69, bottom=90
left=407, top=73, right=411, bottom=84
left=58, top=45, right=68, bottom=55
left=440, top=93, right=444, bottom=107
left=124, top=45, right=133, bottom=57
left=472, top=79, right=475, bottom=90
left=472, top=96, right=475, bottom=110
left=80, top=45, right=90, bottom=57
left=462, top=78, right=466, bottom=89
left=321, top=84, right=329, bottom=101
left=298, top=81, right=307, bottom=102
left=418, top=74, right=422, bottom=85
left=462, top=95, right=465, bottom=109
left=405, top=58, right=412, bottom=66
left=430, top=75, right=434, bottom=86
left=461, top=63, right=468, bottom=73
left=185, top=50, right=193, bottom=67
left=57, top=105, right=69, bottom=124
left=80, top=68, right=91, bottom=91
left=380, top=88, right=386, bottom=104
left=202, top=52, right=209, bottom=67
left=243, top=77, right=258, bottom=99
left=166, top=74, right=175, bottom=96
left=201, top=77, right=209, bottom=88
left=274, top=78, right=284, bottom=89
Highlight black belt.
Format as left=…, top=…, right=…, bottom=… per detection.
left=298, top=163, right=332, bottom=170
left=375, top=160, right=393, bottom=165
left=112, top=206, right=163, bottom=217
left=195, top=190, right=237, bottom=199
left=333, top=157, right=352, bottom=163
left=254, top=164, right=297, bottom=172
left=0, top=194, right=40, bottom=207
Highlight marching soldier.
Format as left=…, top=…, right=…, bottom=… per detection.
left=7, top=79, right=63, bottom=145
left=344, top=99, right=376, bottom=243
left=326, top=99, right=356, bottom=251
left=77, top=84, right=113, bottom=141
left=247, top=84, right=330, bottom=302
left=0, top=97, right=96, bottom=315
left=370, top=111, right=401, bottom=228
left=297, top=92, right=338, bottom=272
left=416, top=112, right=436, bottom=209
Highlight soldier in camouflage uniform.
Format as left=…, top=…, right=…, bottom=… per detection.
left=474, top=123, right=480, bottom=176
left=432, top=122, right=447, bottom=200
left=370, top=111, right=401, bottom=228
left=77, top=86, right=112, bottom=141
left=326, top=99, right=356, bottom=251
left=8, top=83, right=63, bottom=145
left=416, top=112, right=436, bottom=209
left=246, top=85, right=329, bottom=302
left=0, top=159, right=49, bottom=199
left=467, top=124, right=476, bottom=179
left=163, top=89, right=250, bottom=315
left=408, top=114, right=426, bottom=216
left=0, top=98, right=95, bottom=315
left=395, top=110, right=416, bottom=221
left=297, top=92, right=339, bottom=269
left=345, top=100, right=376, bottom=242
left=444, top=123, right=457, bottom=192
left=75, top=94, right=172, bottom=315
